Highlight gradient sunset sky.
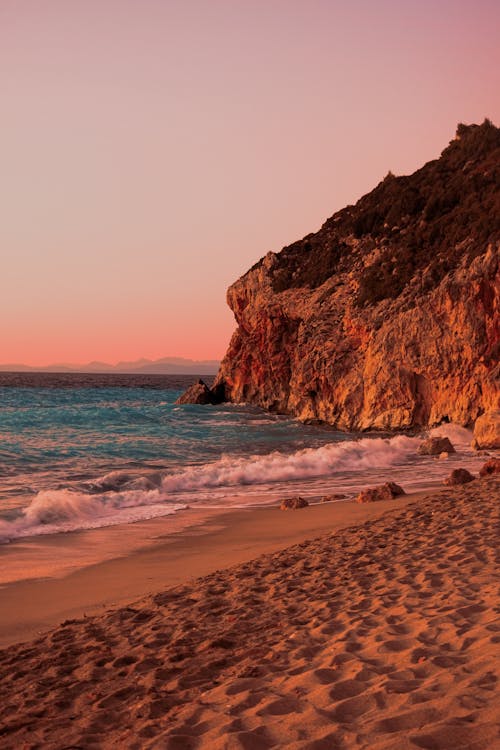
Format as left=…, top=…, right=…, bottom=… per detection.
left=1, top=0, right=499, bottom=366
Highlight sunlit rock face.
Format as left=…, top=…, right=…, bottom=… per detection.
left=214, top=122, right=500, bottom=431
left=473, top=410, right=500, bottom=449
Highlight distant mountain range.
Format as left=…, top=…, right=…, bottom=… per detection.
left=0, top=357, right=220, bottom=375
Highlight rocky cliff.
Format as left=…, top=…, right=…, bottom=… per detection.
left=213, top=121, right=499, bottom=430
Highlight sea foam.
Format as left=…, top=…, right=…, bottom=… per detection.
left=0, top=433, right=420, bottom=541
left=158, top=433, right=421, bottom=492
left=0, top=426, right=480, bottom=543
left=0, top=487, right=186, bottom=542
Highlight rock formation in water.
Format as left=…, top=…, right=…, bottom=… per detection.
left=175, top=379, right=217, bottom=405
left=417, top=437, right=456, bottom=456
left=212, top=121, right=499, bottom=431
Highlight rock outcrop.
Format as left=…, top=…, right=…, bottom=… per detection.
left=417, top=437, right=456, bottom=456
left=472, top=409, right=500, bottom=449
left=444, top=468, right=475, bottom=486
left=214, top=122, right=500, bottom=430
left=175, top=380, right=222, bottom=405
left=355, top=482, right=405, bottom=503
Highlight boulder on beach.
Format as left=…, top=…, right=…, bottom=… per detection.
left=356, top=482, right=405, bottom=504
left=444, top=468, right=475, bottom=486
left=472, top=409, right=500, bottom=450
left=321, top=493, right=347, bottom=502
left=175, top=380, right=217, bottom=405
left=417, top=436, right=456, bottom=456
left=479, top=458, right=500, bottom=477
left=280, top=496, right=309, bottom=510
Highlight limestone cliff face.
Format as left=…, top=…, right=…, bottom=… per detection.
left=214, top=122, right=500, bottom=430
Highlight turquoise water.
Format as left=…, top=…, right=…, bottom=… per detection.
left=0, top=380, right=322, bottom=479
left=0, top=374, right=344, bottom=492
left=0, top=373, right=483, bottom=542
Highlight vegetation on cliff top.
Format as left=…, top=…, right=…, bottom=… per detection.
left=269, top=120, right=500, bottom=305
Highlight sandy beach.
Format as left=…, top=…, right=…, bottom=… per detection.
left=0, top=491, right=423, bottom=648
left=0, top=475, right=499, bottom=749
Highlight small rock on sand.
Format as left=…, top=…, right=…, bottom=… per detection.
left=280, top=496, right=309, bottom=510
left=321, top=493, right=347, bottom=502
left=479, top=458, right=500, bottom=477
left=439, top=452, right=449, bottom=459
left=418, top=437, right=455, bottom=456
left=356, top=482, right=405, bottom=504
left=444, top=468, right=475, bottom=485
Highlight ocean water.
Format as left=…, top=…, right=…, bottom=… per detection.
left=0, top=372, right=487, bottom=543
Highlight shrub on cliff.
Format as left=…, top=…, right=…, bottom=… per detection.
left=269, top=120, right=500, bottom=305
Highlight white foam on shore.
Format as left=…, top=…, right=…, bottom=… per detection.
left=158, top=434, right=421, bottom=492
left=0, top=488, right=187, bottom=542
left=0, top=425, right=482, bottom=542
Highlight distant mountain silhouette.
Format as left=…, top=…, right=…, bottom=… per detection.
left=0, top=357, right=220, bottom=375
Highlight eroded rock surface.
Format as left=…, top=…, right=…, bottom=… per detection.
left=473, top=409, right=500, bottom=449
left=214, top=122, right=500, bottom=430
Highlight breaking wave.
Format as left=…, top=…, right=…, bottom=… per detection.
left=0, top=433, right=423, bottom=542
left=0, top=484, right=188, bottom=542
left=2, top=372, right=486, bottom=547
left=158, top=433, right=421, bottom=492
left=0, top=424, right=484, bottom=544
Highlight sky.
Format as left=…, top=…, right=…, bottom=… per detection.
left=0, top=0, right=499, bottom=366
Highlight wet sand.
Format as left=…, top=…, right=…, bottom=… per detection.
left=0, top=493, right=421, bottom=647
left=0, top=477, right=499, bottom=749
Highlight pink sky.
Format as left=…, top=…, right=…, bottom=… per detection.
left=1, top=0, right=499, bottom=366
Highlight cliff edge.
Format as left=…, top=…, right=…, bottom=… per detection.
left=213, top=121, right=499, bottom=430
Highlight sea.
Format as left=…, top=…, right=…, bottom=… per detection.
left=0, top=372, right=488, bottom=546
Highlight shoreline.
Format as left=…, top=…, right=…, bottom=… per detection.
left=0, top=479, right=446, bottom=586
left=0, top=490, right=431, bottom=648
